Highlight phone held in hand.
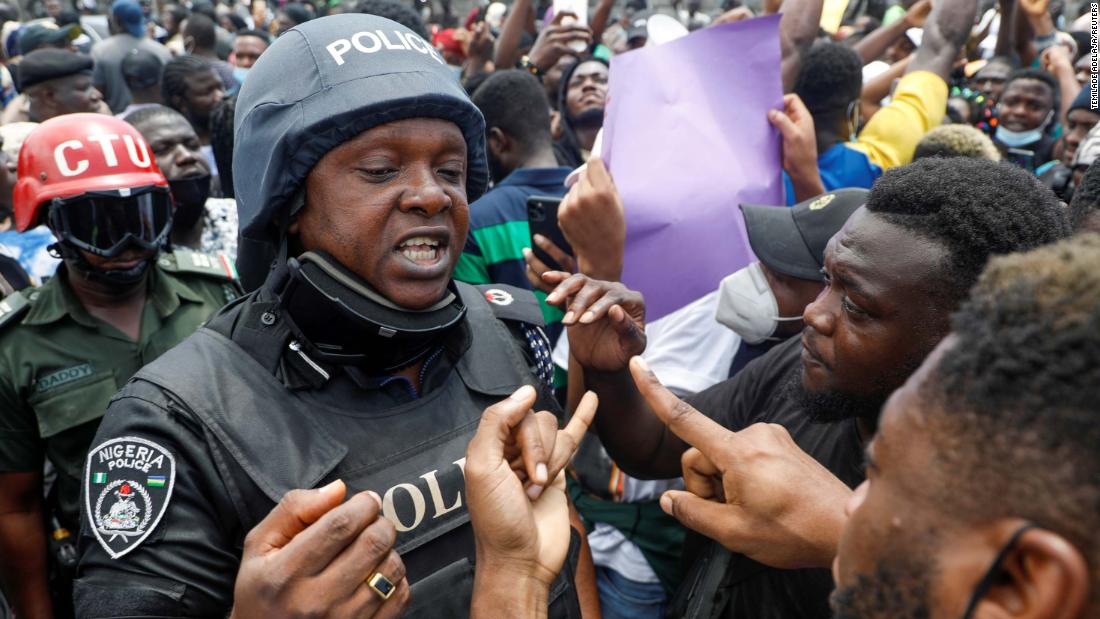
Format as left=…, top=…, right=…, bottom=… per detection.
left=526, top=195, right=575, bottom=272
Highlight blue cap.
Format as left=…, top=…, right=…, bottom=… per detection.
left=232, top=13, right=488, bottom=291
left=111, top=0, right=145, bottom=38
left=1070, top=82, right=1094, bottom=114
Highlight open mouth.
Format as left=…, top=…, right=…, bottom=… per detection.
left=395, top=234, right=448, bottom=267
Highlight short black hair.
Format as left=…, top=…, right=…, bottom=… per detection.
left=926, top=233, right=1100, bottom=611
left=0, top=2, right=19, bottom=24
left=224, top=13, right=247, bottom=31
left=280, top=2, right=315, bottom=25
left=865, top=157, right=1071, bottom=300
left=209, top=94, right=236, bottom=198
left=161, top=55, right=213, bottom=110
left=189, top=0, right=216, bottom=21
left=55, top=9, right=81, bottom=26
left=793, top=41, right=862, bottom=124
left=472, top=70, right=552, bottom=152
left=236, top=28, right=271, bottom=45
left=462, top=70, right=492, bottom=97
left=125, top=103, right=190, bottom=133
left=165, top=3, right=189, bottom=25
left=1069, top=162, right=1100, bottom=229
left=183, top=12, right=217, bottom=51
left=354, top=0, right=428, bottom=41
left=1002, top=68, right=1060, bottom=121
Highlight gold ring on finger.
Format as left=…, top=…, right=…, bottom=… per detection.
left=367, top=571, right=396, bottom=600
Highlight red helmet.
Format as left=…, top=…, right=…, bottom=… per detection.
left=13, top=113, right=168, bottom=232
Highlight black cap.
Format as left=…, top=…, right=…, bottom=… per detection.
left=121, top=47, right=163, bottom=90
left=17, top=48, right=93, bottom=91
left=739, top=188, right=868, bottom=281
left=18, top=23, right=80, bottom=56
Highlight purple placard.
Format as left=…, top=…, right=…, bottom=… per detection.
left=604, top=14, right=784, bottom=321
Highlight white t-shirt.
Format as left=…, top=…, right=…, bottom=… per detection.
left=554, top=290, right=740, bottom=582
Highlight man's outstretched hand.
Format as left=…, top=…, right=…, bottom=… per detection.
left=629, top=356, right=852, bottom=570
left=231, top=481, right=409, bottom=619
left=544, top=273, right=646, bottom=372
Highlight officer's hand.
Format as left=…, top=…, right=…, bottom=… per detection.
left=544, top=273, right=646, bottom=371
left=466, top=385, right=597, bottom=588
left=524, top=235, right=577, bottom=294
left=231, top=481, right=409, bottom=619
left=630, top=357, right=852, bottom=570
left=559, top=156, right=626, bottom=281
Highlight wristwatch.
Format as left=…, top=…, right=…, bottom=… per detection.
left=517, top=55, right=544, bottom=80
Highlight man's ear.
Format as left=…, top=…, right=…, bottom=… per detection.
left=975, top=526, right=1089, bottom=619
left=486, top=127, right=509, bottom=158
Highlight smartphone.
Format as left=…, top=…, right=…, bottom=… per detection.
left=1006, top=147, right=1036, bottom=171
left=526, top=195, right=575, bottom=272
left=553, top=0, right=588, bottom=25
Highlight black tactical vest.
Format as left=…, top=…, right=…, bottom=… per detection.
left=134, top=282, right=582, bottom=617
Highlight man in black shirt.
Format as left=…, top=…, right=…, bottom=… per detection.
left=543, top=157, right=1071, bottom=618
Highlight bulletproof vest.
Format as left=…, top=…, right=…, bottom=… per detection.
left=134, top=282, right=582, bottom=617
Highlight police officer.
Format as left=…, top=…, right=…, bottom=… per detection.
left=0, top=114, right=238, bottom=619
left=75, top=14, right=597, bottom=618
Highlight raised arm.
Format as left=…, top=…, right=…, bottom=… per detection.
left=851, top=0, right=930, bottom=65
left=993, top=0, right=1019, bottom=61
left=495, top=0, right=533, bottom=71
left=907, top=0, right=980, bottom=79
left=1042, top=44, right=1081, bottom=126
left=779, top=0, right=825, bottom=92
left=542, top=273, right=688, bottom=479
left=589, top=0, right=615, bottom=50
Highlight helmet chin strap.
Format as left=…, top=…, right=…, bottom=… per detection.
left=49, top=241, right=154, bottom=288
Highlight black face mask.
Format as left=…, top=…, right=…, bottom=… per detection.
left=279, top=250, right=467, bottom=372
left=49, top=241, right=153, bottom=287
left=168, top=175, right=212, bottom=232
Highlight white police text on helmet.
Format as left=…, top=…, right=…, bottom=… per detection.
left=326, top=30, right=444, bottom=67
left=53, top=134, right=152, bottom=178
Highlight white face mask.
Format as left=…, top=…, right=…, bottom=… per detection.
left=715, top=262, right=803, bottom=344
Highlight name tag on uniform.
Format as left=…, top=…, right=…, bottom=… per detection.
left=33, top=363, right=94, bottom=394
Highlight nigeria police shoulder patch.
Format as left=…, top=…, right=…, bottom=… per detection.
left=84, top=436, right=175, bottom=559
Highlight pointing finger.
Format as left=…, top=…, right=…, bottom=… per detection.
left=629, top=356, right=733, bottom=460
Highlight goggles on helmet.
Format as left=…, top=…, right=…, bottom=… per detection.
left=47, top=185, right=173, bottom=258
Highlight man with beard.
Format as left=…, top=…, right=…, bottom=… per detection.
left=127, top=105, right=238, bottom=259
left=554, top=57, right=607, bottom=169
left=74, top=14, right=600, bottom=617
left=160, top=55, right=225, bottom=148
left=0, top=114, right=238, bottom=619
left=626, top=233, right=1100, bottom=619
left=457, top=70, right=575, bottom=345
left=829, top=232, right=1100, bottom=619
left=542, top=156, right=1071, bottom=618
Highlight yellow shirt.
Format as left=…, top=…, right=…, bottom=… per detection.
left=849, top=70, right=949, bottom=170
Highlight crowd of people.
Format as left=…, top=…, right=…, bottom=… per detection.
left=0, top=0, right=1098, bottom=617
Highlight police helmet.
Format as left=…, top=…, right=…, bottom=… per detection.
left=233, top=13, right=488, bottom=291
